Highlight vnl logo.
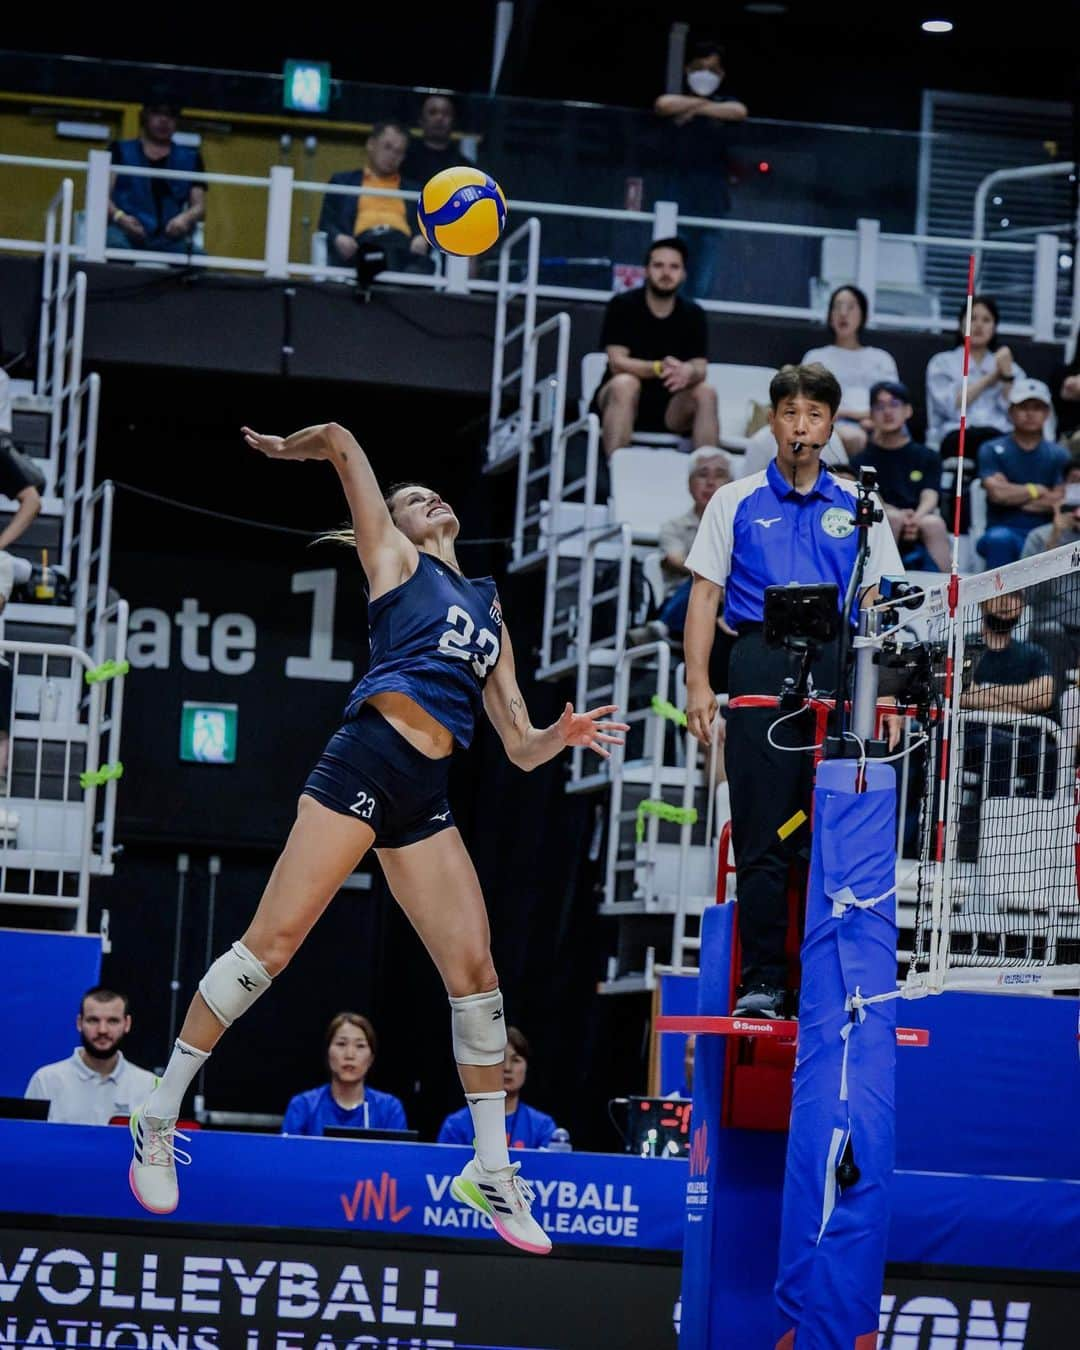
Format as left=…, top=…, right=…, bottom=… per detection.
left=879, top=1294, right=1030, bottom=1347
left=686, top=1122, right=710, bottom=1210
left=339, top=1172, right=412, bottom=1225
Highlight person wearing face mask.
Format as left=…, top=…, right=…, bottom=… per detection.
left=653, top=39, right=748, bottom=301
left=682, top=364, right=903, bottom=1020
left=976, top=378, right=1069, bottom=569
left=281, top=1012, right=406, bottom=1136
left=957, top=595, right=1056, bottom=848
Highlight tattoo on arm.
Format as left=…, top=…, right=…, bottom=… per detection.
left=509, top=696, right=524, bottom=734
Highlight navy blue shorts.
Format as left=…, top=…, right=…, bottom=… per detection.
left=302, top=702, right=454, bottom=849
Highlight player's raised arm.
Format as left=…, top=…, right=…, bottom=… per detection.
left=482, top=622, right=628, bottom=772
left=241, top=423, right=413, bottom=585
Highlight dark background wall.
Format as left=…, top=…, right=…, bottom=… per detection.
left=2, top=3, right=1077, bottom=129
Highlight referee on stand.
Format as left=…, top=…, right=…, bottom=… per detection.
left=684, top=364, right=904, bottom=1019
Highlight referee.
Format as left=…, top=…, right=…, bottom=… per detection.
left=684, top=364, right=903, bottom=1018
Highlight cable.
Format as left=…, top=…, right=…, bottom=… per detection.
left=766, top=704, right=825, bottom=754
left=109, top=480, right=513, bottom=547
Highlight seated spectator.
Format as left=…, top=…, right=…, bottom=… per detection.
left=958, top=594, right=1055, bottom=828
left=656, top=449, right=732, bottom=639
left=1053, top=336, right=1080, bottom=444
left=24, top=986, right=156, bottom=1125
left=319, top=121, right=431, bottom=273
left=850, top=380, right=950, bottom=571
left=281, top=1012, right=406, bottom=1136
left=593, top=237, right=718, bottom=459
left=977, top=379, right=1069, bottom=568
left=802, top=286, right=900, bottom=456
left=653, top=38, right=748, bottom=301
left=437, top=1026, right=557, bottom=1150
left=403, top=94, right=474, bottom=182
left=108, top=97, right=206, bottom=255
left=1020, top=459, right=1080, bottom=676
left=925, top=295, right=1024, bottom=454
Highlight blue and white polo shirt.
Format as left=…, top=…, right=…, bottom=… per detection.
left=685, top=460, right=904, bottom=631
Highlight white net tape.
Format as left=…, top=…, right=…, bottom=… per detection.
left=873, top=542, right=1080, bottom=996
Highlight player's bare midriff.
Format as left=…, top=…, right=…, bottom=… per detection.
left=366, top=690, right=454, bottom=760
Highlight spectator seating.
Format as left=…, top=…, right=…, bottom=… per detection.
left=579, top=354, right=775, bottom=453
left=608, top=448, right=695, bottom=546
left=810, top=236, right=941, bottom=322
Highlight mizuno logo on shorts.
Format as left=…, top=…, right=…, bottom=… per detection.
left=430, top=810, right=451, bottom=822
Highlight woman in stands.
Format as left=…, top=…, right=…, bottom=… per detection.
left=282, top=1011, right=407, bottom=1137
left=128, top=421, right=627, bottom=1255
left=802, top=284, right=900, bottom=456
left=925, top=294, right=1025, bottom=455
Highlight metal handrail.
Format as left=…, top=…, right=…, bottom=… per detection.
left=1, top=150, right=1071, bottom=341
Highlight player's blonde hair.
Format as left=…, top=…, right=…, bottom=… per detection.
left=317, top=481, right=437, bottom=549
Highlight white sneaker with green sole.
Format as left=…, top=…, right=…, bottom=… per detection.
left=450, top=1156, right=552, bottom=1255
left=129, top=1104, right=191, bottom=1214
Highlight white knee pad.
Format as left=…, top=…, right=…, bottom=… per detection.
left=199, top=941, right=272, bottom=1029
left=450, top=988, right=507, bottom=1066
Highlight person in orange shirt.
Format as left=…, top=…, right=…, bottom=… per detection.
left=319, top=120, right=432, bottom=273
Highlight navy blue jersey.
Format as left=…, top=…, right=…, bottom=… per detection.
left=344, top=553, right=501, bottom=748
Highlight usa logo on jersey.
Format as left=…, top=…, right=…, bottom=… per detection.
left=489, top=596, right=503, bottom=627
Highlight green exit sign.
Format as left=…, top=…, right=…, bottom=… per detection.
left=283, top=60, right=331, bottom=114
left=180, top=702, right=238, bottom=764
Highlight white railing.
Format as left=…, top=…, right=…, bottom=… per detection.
left=488, top=217, right=540, bottom=470
left=0, top=601, right=129, bottom=931
left=1, top=151, right=1072, bottom=342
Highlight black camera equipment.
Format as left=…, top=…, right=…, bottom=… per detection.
left=764, top=582, right=839, bottom=710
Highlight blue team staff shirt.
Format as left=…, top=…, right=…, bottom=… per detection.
left=344, top=552, right=502, bottom=748
left=976, top=435, right=1069, bottom=532
left=281, top=1083, right=408, bottom=1136
left=437, top=1100, right=558, bottom=1150
left=685, top=460, right=904, bottom=630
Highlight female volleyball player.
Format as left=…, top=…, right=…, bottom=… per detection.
left=128, top=421, right=627, bottom=1254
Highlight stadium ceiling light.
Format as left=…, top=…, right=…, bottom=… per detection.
left=921, top=19, right=954, bottom=33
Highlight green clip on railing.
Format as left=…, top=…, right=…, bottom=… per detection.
left=650, top=695, right=687, bottom=728
left=635, top=799, right=698, bottom=844
left=85, top=659, right=130, bottom=685
left=80, top=762, right=124, bottom=790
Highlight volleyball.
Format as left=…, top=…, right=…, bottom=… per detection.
left=416, top=167, right=508, bottom=257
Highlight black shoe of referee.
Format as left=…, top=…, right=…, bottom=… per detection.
left=732, top=985, right=786, bottom=1019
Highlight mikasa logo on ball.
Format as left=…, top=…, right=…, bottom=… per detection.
left=820, top=507, right=855, bottom=539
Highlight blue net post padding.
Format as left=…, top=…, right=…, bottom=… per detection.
left=774, top=758, right=898, bottom=1350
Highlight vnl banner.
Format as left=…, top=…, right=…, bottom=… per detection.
left=0, top=1123, right=683, bottom=1251
left=0, top=1225, right=682, bottom=1350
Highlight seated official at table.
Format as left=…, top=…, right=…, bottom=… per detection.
left=24, top=985, right=157, bottom=1125
left=281, top=1011, right=407, bottom=1136
left=438, top=1026, right=558, bottom=1149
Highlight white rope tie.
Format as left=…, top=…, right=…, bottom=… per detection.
left=829, top=882, right=897, bottom=918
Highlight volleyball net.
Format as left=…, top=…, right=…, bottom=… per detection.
left=893, top=540, right=1080, bottom=996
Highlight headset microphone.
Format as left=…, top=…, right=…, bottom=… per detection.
left=791, top=440, right=825, bottom=453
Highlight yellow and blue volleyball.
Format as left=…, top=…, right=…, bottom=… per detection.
left=416, top=167, right=507, bottom=257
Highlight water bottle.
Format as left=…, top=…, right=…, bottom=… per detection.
left=547, top=1127, right=572, bottom=1153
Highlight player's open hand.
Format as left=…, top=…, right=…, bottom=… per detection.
left=555, top=703, right=630, bottom=760
left=242, top=426, right=327, bottom=462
